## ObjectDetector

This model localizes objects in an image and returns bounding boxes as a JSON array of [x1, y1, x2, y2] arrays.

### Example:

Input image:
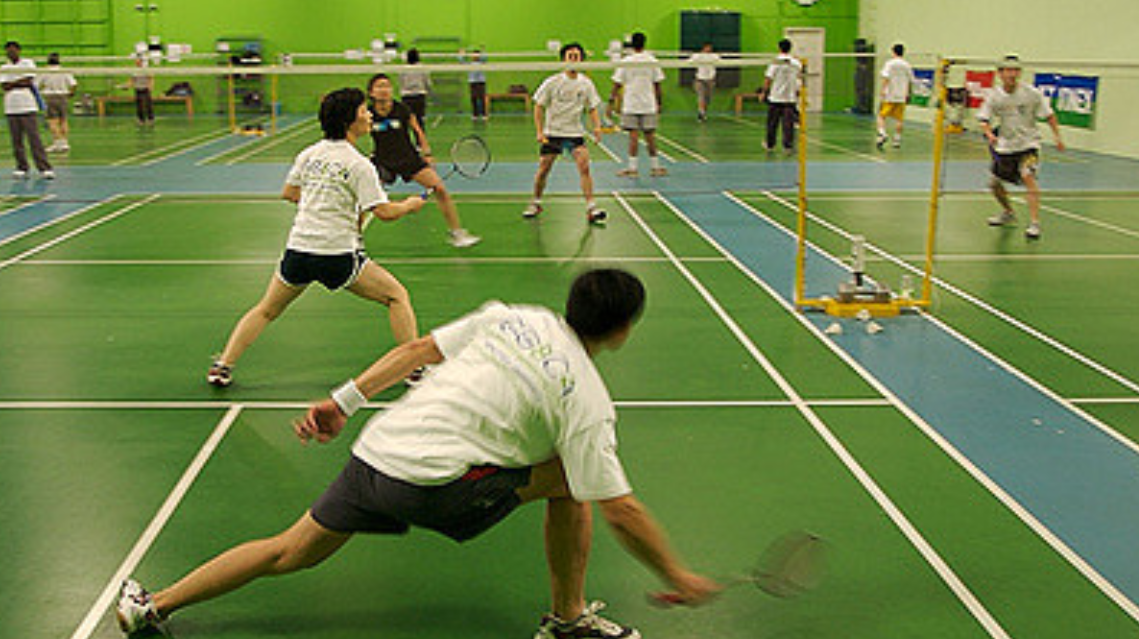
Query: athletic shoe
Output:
[[42, 170, 56, 180], [875, 132, 887, 150], [534, 601, 640, 639], [891, 139, 901, 149], [650, 167, 668, 177], [47, 141, 62, 153], [587, 206, 607, 226], [12, 170, 27, 179], [1025, 222, 1042, 239], [987, 210, 1016, 226], [697, 112, 707, 122], [207, 360, 233, 387], [522, 202, 544, 219], [616, 167, 638, 177], [448, 228, 481, 248], [60, 141, 70, 152], [116, 579, 162, 635]]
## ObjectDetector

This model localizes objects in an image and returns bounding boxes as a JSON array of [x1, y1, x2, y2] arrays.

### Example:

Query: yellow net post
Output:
[[270, 72, 279, 135], [920, 58, 951, 305], [226, 69, 237, 132], [794, 59, 810, 307]]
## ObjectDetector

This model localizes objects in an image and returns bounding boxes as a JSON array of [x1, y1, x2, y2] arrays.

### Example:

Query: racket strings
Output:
[[450, 136, 491, 178]]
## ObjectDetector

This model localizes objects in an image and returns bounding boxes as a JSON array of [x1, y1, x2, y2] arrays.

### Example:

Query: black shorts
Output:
[[990, 148, 1039, 185], [540, 136, 586, 156], [277, 249, 367, 290], [311, 456, 533, 542], [373, 155, 429, 184]]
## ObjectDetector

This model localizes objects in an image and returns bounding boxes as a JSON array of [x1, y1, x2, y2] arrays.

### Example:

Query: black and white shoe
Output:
[[534, 601, 639, 639], [116, 579, 162, 635], [207, 360, 233, 387]]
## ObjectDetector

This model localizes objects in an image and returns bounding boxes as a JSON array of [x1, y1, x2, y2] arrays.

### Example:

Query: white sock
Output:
[[628, 157, 638, 170], [877, 127, 886, 137], [651, 155, 662, 169], [586, 199, 596, 210]]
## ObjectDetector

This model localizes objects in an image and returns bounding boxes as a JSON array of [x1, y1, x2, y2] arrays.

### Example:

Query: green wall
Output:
[[106, 0, 859, 114]]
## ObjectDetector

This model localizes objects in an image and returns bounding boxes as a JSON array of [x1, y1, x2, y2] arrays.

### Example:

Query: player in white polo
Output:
[[759, 39, 803, 152], [524, 42, 606, 225], [610, 32, 667, 177], [977, 55, 1065, 240], [689, 43, 720, 122], [1, 41, 53, 179], [118, 269, 720, 639], [37, 52, 76, 153], [206, 88, 426, 387], [876, 43, 916, 149]]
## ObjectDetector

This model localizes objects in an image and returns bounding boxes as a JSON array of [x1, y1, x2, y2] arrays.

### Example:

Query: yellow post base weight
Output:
[[799, 297, 928, 318]]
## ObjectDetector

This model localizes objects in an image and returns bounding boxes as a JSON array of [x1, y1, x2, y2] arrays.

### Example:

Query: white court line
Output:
[[111, 126, 234, 167], [68, 405, 243, 639], [1029, 199, 1139, 241], [594, 138, 622, 162], [897, 253, 1139, 262], [665, 187, 1139, 624], [0, 194, 121, 250], [194, 118, 312, 166], [17, 256, 726, 267], [655, 133, 710, 163], [722, 114, 887, 164], [616, 190, 1013, 639], [1070, 397, 1139, 405], [138, 127, 243, 167], [222, 120, 316, 166], [0, 194, 55, 219], [0, 195, 160, 272], [759, 190, 1139, 398], [610, 129, 677, 163], [0, 398, 891, 410]]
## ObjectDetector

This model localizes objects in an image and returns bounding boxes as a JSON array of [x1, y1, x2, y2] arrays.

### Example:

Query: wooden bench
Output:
[[734, 92, 764, 116], [96, 94, 194, 119], [485, 92, 531, 115]]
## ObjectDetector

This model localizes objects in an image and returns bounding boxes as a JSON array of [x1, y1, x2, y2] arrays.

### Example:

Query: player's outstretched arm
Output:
[[598, 494, 722, 606], [409, 114, 432, 158], [588, 108, 602, 143], [534, 104, 547, 143], [1047, 114, 1065, 151], [371, 195, 426, 221]]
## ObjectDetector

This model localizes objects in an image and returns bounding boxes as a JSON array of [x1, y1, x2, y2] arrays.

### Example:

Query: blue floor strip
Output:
[[664, 190, 1139, 610]]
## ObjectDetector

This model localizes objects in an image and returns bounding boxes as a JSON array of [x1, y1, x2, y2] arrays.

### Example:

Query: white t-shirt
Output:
[[765, 54, 802, 104], [353, 302, 633, 502], [283, 139, 388, 254], [689, 52, 720, 82], [37, 68, 77, 96], [533, 72, 602, 138], [612, 51, 665, 115], [976, 83, 1054, 154], [1, 58, 38, 114], [400, 70, 430, 97], [880, 57, 915, 104]]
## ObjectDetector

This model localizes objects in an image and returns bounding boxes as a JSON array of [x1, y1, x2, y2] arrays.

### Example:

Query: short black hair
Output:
[[4, 41, 19, 50], [406, 48, 420, 64], [47, 52, 60, 65], [630, 32, 647, 50], [778, 39, 792, 53], [892, 43, 905, 56], [566, 269, 646, 340], [367, 72, 390, 93], [319, 88, 366, 140], [560, 42, 586, 61]]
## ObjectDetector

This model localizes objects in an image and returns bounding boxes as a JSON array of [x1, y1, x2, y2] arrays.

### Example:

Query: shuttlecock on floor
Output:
[[866, 321, 884, 335], [824, 322, 843, 335]]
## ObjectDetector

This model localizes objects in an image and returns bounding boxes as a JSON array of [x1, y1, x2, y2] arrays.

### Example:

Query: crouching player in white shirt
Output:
[[120, 269, 720, 639]]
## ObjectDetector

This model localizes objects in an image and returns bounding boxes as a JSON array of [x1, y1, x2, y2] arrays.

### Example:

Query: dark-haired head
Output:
[[560, 42, 586, 61], [320, 88, 367, 140], [566, 269, 646, 345], [892, 43, 905, 56], [778, 39, 792, 54], [407, 48, 420, 64], [48, 52, 61, 65], [630, 32, 647, 50]]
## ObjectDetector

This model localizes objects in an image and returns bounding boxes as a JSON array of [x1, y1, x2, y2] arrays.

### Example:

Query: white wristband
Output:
[[331, 379, 367, 417]]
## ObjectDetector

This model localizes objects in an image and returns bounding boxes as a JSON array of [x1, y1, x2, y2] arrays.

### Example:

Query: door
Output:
[[783, 27, 825, 112]]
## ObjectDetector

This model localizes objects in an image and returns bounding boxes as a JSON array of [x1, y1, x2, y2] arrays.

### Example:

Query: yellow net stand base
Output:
[[799, 297, 929, 318]]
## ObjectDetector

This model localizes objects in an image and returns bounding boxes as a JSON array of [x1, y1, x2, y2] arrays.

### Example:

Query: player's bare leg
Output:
[[347, 261, 418, 344]]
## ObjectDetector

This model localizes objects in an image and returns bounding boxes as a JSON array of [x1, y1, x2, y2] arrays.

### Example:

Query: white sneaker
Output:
[[587, 206, 607, 226], [891, 138, 902, 148], [12, 170, 27, 180], [522, 202, 544, 219], [650, 166, 668, 177], [616, 167, 638, 177], [116, 579, 162, 635], [987, 210, 1016, 226], [875, 132, 887, 150], [447, 228, 481, 248], [534, 601, 640, 639], [42, 170, 56, 180], [1025, 222, 1041, 239]]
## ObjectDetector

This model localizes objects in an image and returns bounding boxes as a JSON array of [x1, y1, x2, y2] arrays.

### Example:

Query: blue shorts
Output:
[[310, 456, 533, 542], [277, 249, 367, 290]]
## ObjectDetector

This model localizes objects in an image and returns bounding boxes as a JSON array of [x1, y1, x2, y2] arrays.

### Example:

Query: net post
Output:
[[921, 57, 950, 304], [270, 71, 279, 135], [227, 67, 237, 133], [794, 58, 809, 307]]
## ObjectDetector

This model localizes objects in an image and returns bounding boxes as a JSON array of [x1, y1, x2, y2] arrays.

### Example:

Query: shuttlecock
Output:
[[855, 309, 872, 322], [824, 322, 843, 335], [866, 321, 884, 335]]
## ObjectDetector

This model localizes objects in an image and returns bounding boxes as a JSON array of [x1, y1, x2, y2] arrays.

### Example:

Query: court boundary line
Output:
[[594, 138, 622, 162], [193, 118, 313, 166], [758, 190, 1139, 397], [897, 253, 1139, 262], [111, 125, 235, 167], [15, 256, 728, 267], [0, 195, 161, 272], [68, 405, 243, 639], [721, 114, 888, 164], [1028, 198, 1139, 241], [713, 190, 1139, 620], [615, 190, 1013, 639], [0, 194, 56, 219], [0, 398, 892, 410], [655, 133, 710, 163], [1070, 397, 1139, 405], [0, 194, 122, 249], [220, 119, 318, 166]]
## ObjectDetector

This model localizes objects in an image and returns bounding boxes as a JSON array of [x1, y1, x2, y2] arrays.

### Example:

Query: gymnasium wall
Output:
[[861, 0, 1139, 158], [106, 0, 859, 113]]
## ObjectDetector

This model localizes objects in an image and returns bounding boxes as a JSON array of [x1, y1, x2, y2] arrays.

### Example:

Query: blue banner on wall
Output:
[[1034, 73, 1098, 129], [910, 68, 935, 106]]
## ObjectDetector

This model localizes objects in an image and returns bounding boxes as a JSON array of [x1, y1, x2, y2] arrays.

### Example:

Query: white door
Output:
[[784, 27, 825, 112]]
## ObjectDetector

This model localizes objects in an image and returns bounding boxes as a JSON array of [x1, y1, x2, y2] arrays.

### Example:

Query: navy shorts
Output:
[[277, 249, 367, 290], [990, 148, 1039, 185], [373, 155, 430, 184], [310, 456, 533, 542], [540, 136, 586, 156]]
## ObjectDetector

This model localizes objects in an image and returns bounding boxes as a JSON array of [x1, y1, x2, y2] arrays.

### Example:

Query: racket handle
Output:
[[421, 187, 436, 200], [646, 592, 686, 608]]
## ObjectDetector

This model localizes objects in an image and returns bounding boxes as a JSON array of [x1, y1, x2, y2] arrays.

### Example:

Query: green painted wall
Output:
[[106, 0, 859, 114], [862, 0, 1139, 158]]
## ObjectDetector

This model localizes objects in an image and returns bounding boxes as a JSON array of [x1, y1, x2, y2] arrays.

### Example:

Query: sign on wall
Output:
[[1034, 73, 1099, 129], [910, 68, 934, 106], [965, 70, 994, 108]]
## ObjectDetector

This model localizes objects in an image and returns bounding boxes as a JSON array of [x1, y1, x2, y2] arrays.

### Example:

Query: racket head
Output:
[[750, 530, 829, 598], [449, 134, 491, 178]]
